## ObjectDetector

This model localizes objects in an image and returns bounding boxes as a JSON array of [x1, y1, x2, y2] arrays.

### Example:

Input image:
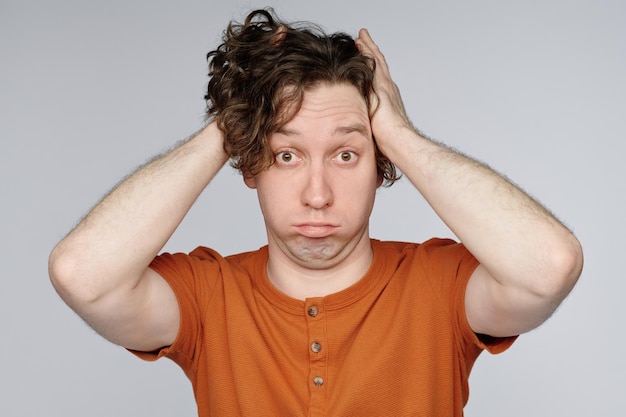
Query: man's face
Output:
[[244, 83, 381, 272]]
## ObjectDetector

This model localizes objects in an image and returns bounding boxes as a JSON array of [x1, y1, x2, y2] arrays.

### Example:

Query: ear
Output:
[[243, 175, 257, 189], [376, 174, 384, 188]]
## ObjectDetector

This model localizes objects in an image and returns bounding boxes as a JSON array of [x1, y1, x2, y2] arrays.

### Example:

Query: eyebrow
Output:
[[335, 124, 371, 139], [277, 123, 371, 139]]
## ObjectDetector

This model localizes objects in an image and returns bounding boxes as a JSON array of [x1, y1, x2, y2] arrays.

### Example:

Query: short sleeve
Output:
[[419, 239, 517, 357], [128, 247, 223, 376]]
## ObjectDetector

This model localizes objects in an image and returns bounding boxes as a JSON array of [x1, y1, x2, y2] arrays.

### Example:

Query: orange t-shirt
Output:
[[133, 238, 515, 416]]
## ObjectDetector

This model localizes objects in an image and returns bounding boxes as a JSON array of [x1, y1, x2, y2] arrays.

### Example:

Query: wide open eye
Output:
[[338, 151, 356, 162], [276, 151, 297, 164]]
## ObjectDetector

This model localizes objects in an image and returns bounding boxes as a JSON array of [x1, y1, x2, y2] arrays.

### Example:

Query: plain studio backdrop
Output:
[[1, 0, 624, 416]]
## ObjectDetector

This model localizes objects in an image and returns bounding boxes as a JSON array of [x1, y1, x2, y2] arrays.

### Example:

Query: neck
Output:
[[266, 237, 374, 300]]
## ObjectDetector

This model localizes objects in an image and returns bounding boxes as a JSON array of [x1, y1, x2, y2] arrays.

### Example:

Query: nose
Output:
[[301, 161, 333, 209]]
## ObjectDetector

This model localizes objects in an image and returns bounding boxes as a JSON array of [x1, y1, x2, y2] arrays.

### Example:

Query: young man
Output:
[[49, 9, 583, 416]]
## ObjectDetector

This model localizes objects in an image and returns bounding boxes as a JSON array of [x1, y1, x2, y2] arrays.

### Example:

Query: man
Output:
[[49, 9, 583, 416]]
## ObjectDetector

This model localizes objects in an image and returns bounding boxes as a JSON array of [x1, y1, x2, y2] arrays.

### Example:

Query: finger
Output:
[[355, 28, 375, 55], [356, 29, 382, 59], [356, 29, 391, 77], [271, 26, 287, 46]]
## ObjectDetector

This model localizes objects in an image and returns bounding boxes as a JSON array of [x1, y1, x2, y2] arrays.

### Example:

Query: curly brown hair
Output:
[[205, 8, 399, 186]]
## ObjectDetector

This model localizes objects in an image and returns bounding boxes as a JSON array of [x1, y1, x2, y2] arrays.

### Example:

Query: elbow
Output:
[[538, 234, 584, 302], [48, 243, 101, 306], [48, 243, 78, 301]]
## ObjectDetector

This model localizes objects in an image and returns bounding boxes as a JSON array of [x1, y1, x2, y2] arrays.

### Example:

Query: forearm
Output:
[[49, 122, 228, 302], [382, 126, 582, 295]]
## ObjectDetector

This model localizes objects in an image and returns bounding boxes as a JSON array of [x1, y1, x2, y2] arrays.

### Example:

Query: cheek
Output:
[[255, 181, 296, 215], [348, 163, 380, 194], [338, 177, 378, 209]]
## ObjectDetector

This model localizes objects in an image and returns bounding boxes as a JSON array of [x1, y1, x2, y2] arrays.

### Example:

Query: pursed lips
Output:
[[293, 223, 338, 238]]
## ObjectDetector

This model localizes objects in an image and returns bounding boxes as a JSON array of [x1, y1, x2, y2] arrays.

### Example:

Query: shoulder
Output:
[[371, 238, 478, 289], [153, 245, 268, 268], [372, 238, 470, 259]]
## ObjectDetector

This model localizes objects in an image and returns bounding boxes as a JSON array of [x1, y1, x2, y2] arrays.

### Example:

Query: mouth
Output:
[[293, 223, 338, 238]]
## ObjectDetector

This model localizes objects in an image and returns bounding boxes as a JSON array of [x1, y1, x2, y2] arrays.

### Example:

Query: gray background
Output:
[[1, 0, 624, 415]]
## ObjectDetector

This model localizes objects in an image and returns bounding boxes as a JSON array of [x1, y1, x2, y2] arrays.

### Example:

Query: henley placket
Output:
[[305, 298, 327, 417]]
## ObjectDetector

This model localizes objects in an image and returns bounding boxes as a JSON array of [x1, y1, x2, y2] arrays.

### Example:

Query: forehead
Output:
[[282, 83, 370, 130]]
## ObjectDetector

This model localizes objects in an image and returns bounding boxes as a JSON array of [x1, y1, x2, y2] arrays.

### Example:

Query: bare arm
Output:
[[49, 122, 228, 351], [356, 29, 583, 337]]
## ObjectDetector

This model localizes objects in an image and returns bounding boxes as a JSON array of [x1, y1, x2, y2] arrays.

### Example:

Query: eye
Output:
[[337, 151, 356, 163], [276, 151, 297, 164]]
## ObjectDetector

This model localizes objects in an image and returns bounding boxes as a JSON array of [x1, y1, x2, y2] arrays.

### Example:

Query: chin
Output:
[[288, 240, 344, 267]]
